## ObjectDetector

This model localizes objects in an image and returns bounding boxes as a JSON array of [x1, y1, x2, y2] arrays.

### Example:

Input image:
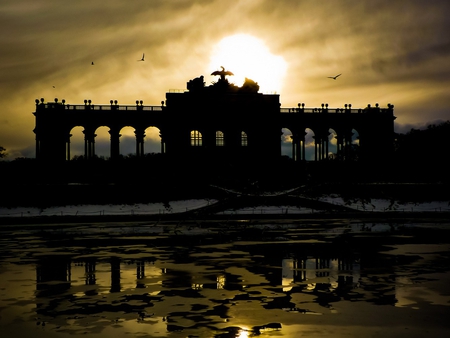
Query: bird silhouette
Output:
[[138, 53, 145, 61], [91, 61, 94, 65], [328, 74, 341, 80]]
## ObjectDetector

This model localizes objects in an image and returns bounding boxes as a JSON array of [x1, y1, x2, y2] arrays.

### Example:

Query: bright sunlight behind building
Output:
[[208, 34, 287, 94]]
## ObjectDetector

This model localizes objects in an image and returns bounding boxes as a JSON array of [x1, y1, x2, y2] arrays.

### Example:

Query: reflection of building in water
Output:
[[136, 260, 145, 289], [191, 283, 203, 290], [136, 260, 145, 279], [282, 258, 306, 291], [85, 260, 96, 285], [110, 257, 121, 293], [217, 275, 226, 289], [282, 256, 361, 292], [36, 257, 71, 297], [190, 275, 226, 290], [84, 259, 98, 296], [34, 257, 178, 296]]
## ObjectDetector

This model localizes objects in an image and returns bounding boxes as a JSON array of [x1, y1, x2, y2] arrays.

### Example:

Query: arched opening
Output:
[[119, 126, 136, 157], [352, 128, 360, 145], [281, 128, 293, 158], [304, 128, 315, 161], [68, 126, 84, 160], [190, 130, 202, 146], [328, 128, 338, 160], [144, 126, 162, 154], [94, 126, 110, 159], [349, 128, 360, 161], [216, 131, 224, 146]]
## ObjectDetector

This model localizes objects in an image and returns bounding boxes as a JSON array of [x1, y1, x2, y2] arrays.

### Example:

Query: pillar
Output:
[[83, 128, 96, 159], [109, 128, 121, 159], [344, 130, 353, 161], [336, 134, 344, 161], [135, 129, 146, 157], [66, 133, 72, 161], [300, 131, 306, 161], [291, 134, 297, 161]]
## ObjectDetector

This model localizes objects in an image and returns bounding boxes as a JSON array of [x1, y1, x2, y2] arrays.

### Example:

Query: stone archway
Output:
[[281, 128, 293, 159]]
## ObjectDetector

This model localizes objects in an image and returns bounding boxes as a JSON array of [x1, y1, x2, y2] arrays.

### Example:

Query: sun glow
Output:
[[208, 34, 287, 93]]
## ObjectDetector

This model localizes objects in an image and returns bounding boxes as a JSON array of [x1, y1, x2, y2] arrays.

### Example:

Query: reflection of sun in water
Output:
[[208, 34, 287, 93], [236, 329, 250, 338]]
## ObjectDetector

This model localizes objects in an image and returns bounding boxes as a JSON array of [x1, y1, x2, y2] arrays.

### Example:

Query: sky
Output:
[[1, 0, 450, 159]]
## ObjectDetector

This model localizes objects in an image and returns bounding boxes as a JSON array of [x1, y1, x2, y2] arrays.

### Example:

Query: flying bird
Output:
[[138, 53, 145, 61], [328, 74, 341, 80]]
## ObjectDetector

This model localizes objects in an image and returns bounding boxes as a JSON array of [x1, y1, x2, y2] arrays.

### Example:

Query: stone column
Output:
[[344, 130, 354, 161], [300, 131, 306, 161], [83, 128, 96, 159], [135, 128, 146, 157], [314, 135, 319, 161], [291, 134, 297, 161], [109, 128, 121, 159], [336, 134, 344, 161], [66, 133, 72, 161]]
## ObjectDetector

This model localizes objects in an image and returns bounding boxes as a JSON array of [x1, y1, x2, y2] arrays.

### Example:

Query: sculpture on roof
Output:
[[211, 66, 234, 82], [186, 66, 259, 93], [240, 77, 260, 93], [187, 75, 205, 92]]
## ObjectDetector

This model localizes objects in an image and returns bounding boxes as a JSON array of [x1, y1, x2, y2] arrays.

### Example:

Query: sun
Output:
[[208, 34, 287, 94]]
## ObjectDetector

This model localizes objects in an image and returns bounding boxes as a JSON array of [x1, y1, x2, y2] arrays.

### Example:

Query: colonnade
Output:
[[288, 128, 357, 161], [33, 100, 395, 162], [64, 127, 163, 160], [67, 126, 359, 161]]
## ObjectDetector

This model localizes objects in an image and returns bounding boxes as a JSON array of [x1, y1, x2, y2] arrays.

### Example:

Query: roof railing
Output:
[[280, 103, 394, 114], [35, 98, 164, 112]]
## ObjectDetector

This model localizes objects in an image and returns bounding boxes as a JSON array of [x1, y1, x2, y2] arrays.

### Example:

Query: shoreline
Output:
[[2, 182, 449, 226], [1, 210, 449, 227]]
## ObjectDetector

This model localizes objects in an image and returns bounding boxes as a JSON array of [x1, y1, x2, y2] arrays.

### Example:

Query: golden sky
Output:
[[1, 0, 449, 158]]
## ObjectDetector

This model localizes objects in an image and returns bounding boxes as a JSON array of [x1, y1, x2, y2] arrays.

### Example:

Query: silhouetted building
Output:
[[164, 74, 280, 163], [33, 71, 395, 163]]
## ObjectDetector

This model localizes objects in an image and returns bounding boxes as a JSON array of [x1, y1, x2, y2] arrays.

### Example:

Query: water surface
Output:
[[1, 219, 450, 337]]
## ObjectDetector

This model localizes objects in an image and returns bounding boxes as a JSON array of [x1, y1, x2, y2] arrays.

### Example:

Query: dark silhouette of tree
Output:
[[0, 146, 6, 158], [393, 120, 450, 182], [395, 121, 450, 162]]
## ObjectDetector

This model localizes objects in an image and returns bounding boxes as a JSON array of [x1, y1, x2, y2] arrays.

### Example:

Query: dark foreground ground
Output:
[[2, 157, 449, 208], [3, 180, 449, 206]]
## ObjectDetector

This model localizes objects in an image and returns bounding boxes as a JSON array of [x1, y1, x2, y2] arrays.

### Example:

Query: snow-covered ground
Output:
[[317, 195, 449, 213], [0, 199, 214, 217], [219, 198, 449, 215], [0, 196, 448, 218]]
